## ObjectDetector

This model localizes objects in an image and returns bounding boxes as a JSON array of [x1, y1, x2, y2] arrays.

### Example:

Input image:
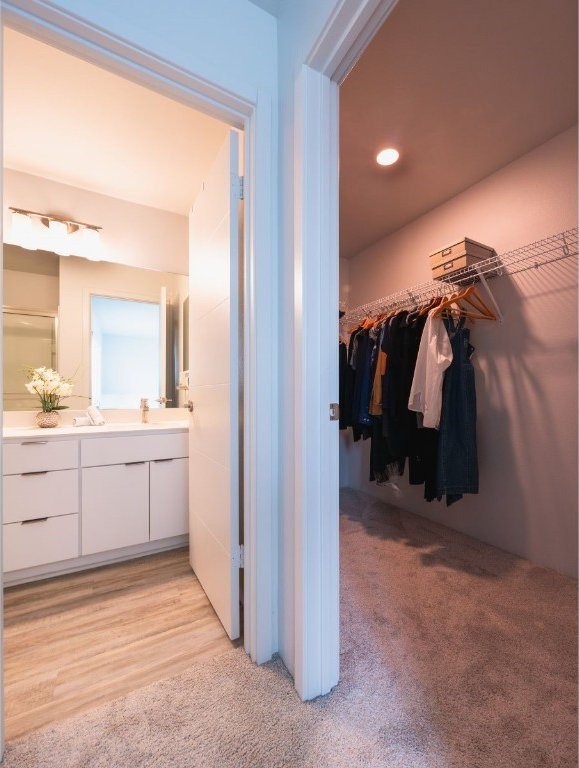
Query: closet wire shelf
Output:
[[340, 228, 578, 328]]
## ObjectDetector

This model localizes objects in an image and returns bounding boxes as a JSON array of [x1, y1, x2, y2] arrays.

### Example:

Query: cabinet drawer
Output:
[[3, 469, 79, 524], [82, 463, 150, 555], [3, 440, 78, 476], [3, 514, 79, 572], [81, 433, 188, 467]]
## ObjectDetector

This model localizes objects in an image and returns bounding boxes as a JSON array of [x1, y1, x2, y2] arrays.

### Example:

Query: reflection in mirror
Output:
[[91, 295, 161, 409], [2, 244, 188, 411], [3, 310, 57, 410]]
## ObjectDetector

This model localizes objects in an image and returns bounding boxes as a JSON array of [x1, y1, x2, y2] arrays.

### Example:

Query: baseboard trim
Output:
[[4, 535, 189, 587]]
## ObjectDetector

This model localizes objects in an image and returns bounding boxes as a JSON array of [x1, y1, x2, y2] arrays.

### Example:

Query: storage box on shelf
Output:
[[429, 238, 496, 280]]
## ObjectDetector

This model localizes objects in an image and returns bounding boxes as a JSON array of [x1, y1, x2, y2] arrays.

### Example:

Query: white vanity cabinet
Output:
[[2, 426, 189, 581], [2, 440, 80, 572], [82, 462, 150, 555], [80, 432, 188, 556], [150, 458, 189, 540]]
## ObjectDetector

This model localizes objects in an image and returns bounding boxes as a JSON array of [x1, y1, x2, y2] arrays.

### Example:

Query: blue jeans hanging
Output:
[[436, 317, 478, 505]]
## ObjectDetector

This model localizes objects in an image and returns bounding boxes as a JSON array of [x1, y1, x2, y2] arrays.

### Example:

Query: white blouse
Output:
[[408, 311, 453, 429]]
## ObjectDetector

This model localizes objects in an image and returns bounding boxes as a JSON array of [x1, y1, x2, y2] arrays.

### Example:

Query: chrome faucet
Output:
[[140, 398, 149, 424]]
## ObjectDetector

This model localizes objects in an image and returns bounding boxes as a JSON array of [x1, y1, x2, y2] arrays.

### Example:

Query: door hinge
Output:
[[233, 544, 245, 569], [329, 403, 340, 421], [238, 175, 245, 200]]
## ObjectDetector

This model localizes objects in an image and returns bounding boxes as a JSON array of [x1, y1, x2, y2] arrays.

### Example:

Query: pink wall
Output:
[[341, 125, 578, 576]]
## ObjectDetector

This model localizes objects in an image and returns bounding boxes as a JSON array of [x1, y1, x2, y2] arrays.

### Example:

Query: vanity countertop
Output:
[[3, 420, 189, 441]]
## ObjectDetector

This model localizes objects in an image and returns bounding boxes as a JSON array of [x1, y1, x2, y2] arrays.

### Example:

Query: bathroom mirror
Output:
[[2, 244, 189, 411]]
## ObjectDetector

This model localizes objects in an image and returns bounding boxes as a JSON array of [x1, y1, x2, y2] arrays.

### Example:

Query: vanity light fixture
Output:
[[10, 210, 37, 251], [80, 226, 102, 261], [48, 218, 70, 256], [9, 207, 103, 260], [376, 147, 400, 166]]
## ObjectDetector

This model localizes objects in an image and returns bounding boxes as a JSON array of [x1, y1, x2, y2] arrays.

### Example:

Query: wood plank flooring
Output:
[[4, 548, 236, 740]]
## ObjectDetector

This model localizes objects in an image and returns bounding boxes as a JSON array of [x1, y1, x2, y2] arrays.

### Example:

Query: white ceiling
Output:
[[340, 0, 578, 258], [3, 28, 230, 215]]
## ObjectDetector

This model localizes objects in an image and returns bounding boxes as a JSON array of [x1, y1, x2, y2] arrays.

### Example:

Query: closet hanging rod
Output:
[[340, 228, 578, 327]]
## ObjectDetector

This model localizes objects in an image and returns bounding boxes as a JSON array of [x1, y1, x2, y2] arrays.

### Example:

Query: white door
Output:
[[188, 131, 242, 640]]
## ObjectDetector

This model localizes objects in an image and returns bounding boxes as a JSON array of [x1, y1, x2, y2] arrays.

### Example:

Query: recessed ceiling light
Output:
[[376, 148, 400, 166]]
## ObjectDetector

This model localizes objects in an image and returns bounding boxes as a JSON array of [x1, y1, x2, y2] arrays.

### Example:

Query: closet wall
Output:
[[340, 125, 578, 577]]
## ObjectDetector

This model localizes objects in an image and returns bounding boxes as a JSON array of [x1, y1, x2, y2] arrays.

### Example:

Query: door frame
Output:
[[292, 0, 400, 699], [0, 0, 278, 750]]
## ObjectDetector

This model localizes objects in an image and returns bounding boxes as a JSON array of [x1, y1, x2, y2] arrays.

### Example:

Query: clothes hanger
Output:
[[455, 285, 497, 320], [433, 287, 476, 320], [461, 286, 496, 318], [432, 289, 462, 317], [434, 285, 496, 321], [348, 315, 371, 333], [405, 297, 426, 323], [418, 295, 441, 316]]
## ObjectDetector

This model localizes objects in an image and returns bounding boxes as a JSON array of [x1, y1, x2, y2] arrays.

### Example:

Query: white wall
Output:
[[34, 0, 277, 105], [339, 256, 350, 308], [4, 169, 188, 275], [3, 269, 58, 312], [342, 126, 578, 576]]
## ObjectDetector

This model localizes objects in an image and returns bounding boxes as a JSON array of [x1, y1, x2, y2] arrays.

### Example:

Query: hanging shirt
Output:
[[369, 323, 387, 416], [408, 311, 453, 429]]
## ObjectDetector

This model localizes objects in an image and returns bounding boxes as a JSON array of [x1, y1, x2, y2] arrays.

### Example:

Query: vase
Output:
[[36, 410, 60, 429]]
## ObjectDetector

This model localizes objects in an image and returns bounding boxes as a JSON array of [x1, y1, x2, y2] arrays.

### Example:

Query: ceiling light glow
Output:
[[376, 148, 400, 166]]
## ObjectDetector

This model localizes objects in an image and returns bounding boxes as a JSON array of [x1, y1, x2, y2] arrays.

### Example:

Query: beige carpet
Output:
[[5, 489, 577, 767]]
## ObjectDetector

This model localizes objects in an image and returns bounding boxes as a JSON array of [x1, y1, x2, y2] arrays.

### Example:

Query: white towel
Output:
[[87, 406, 106, 426], [73, 416, 92, 427]]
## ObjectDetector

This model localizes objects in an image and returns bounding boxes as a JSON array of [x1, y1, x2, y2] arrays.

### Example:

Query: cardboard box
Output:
[[430, 238, 495, 280]]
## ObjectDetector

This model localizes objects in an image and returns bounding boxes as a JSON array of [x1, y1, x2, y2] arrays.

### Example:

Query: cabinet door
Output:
[[82, 463, 149, 555], [150, 458, 189, 540]]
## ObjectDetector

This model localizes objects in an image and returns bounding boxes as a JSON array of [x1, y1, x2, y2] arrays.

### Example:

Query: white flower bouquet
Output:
[[25, 367, 74, 412]]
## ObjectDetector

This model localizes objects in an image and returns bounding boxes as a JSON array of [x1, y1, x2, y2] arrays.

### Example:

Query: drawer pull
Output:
[[124, 461, 146, 466], [21, 471, 49, 477], [21, 441, 49, 446], [21, 517, 49, 525], [153, 458, 175, 463]]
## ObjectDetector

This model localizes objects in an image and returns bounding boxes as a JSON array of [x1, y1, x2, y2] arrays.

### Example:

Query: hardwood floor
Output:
[[4, 548, 236, 740]]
